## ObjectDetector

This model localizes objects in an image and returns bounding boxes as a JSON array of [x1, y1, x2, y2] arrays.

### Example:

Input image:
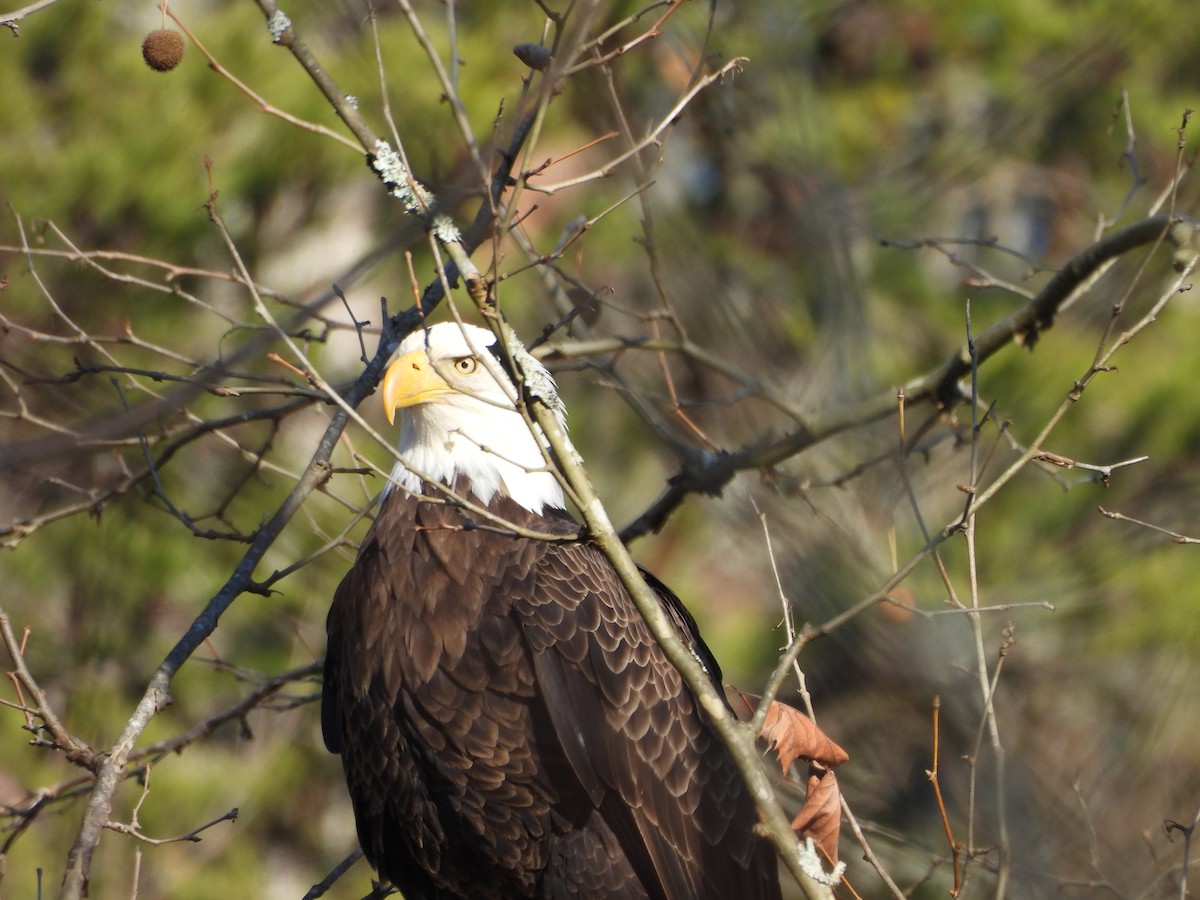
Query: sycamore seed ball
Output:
[[142, 29, 184, 72]]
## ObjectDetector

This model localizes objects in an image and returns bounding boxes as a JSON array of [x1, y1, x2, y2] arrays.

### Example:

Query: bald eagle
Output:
[[322, 322, 781, 899]]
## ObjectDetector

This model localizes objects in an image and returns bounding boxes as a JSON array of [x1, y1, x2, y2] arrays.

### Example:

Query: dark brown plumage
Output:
[[321, 323, 781, 899]]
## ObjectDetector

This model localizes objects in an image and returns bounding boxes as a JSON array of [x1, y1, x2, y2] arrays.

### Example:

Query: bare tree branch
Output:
[[620, 213, 1197, 541]]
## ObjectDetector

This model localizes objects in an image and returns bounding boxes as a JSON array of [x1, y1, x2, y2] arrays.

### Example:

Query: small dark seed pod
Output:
[[513, 43, 553, 72], [142, 29, 185, 72]]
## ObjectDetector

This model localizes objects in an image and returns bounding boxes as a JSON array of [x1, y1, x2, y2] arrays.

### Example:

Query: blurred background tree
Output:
[[1, 0, 1198, 897]]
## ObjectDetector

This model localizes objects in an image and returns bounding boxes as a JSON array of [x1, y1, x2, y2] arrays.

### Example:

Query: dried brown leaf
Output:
[[758, 699, 849, 773], [790, 764, 842, 863]]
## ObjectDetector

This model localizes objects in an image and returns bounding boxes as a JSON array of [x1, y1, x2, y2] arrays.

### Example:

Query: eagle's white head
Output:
[[381, 322, 567, 514]]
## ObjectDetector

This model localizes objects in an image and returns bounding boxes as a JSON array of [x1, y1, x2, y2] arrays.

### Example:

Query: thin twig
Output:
[[0, 0, 63, 35], [926, 696, 962, 895], [1097, 507, 1200, 544], [301, 849, 364, 900], [527, 58, 746, 195], [165, 7, 360, 152], [0, 612, 94, 769], [1164, 804, 1200, 900]]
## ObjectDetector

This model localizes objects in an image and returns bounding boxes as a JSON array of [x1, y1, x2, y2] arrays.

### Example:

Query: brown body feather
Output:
[[323, 478, 781, 900]]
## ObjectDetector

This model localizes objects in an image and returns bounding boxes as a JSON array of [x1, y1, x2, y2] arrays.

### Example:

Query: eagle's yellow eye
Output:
[[454, 356, 478, 375]]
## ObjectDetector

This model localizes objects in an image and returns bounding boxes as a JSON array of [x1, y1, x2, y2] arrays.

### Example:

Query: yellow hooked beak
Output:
[[381, 350, 454, 424]]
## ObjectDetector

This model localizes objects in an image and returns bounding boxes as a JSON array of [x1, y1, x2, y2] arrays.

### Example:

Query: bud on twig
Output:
[[514, 43, 553, 71]]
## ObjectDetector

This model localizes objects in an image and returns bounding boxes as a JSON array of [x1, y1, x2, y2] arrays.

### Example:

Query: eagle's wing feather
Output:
[[519, 541, 779, 900]]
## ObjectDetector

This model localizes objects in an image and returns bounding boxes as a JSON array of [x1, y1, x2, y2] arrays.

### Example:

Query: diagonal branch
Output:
[[621, 213, 1195, 541]]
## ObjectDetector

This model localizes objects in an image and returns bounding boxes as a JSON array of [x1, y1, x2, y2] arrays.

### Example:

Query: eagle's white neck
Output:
[[387, 400, 566, 515]]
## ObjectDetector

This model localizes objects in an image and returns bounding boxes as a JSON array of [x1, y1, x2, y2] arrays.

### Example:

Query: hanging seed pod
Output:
[[142, 29, 185, 72]]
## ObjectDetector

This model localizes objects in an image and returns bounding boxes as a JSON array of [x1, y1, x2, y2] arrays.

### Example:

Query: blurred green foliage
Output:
[[2, 0, 1199, 897]]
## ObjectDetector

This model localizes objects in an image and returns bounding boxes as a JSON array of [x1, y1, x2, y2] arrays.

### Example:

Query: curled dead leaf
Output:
[[757, 698, 849, 772], [791, 764, 842, 864]]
